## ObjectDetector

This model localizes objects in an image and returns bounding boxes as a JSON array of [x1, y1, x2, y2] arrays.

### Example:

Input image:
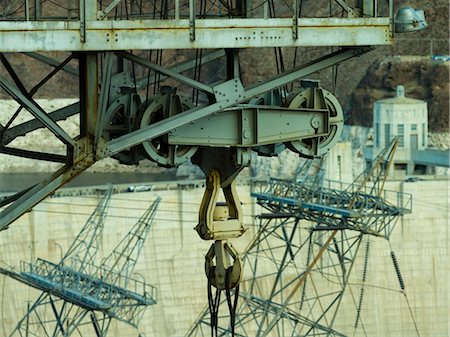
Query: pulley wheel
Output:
[[138, 93, 198, 167], [205, 241, 242, 290], [285, 87, 343, 157]]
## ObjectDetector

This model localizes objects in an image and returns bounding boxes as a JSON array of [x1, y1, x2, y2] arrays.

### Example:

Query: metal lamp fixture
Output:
[[395, 6, 428, 33]]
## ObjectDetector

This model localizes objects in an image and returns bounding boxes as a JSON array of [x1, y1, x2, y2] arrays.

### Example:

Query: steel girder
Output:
[[0, 18, 392, 53], [0, 1, 395, 233], [0, 47, 371, 231], [0, 0, 394, 53]]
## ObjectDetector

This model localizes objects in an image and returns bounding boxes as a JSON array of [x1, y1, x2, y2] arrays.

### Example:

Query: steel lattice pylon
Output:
[[186, 139, 413, 337], [0, 186, 160, 337]]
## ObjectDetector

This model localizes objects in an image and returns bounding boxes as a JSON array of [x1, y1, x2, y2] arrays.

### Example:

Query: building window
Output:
[[384, 124, 390, 146], [375, 123, 379, 147], [397, 124, 404, 148], [422, 123, 426, 147], [411, 124, 417, 132]]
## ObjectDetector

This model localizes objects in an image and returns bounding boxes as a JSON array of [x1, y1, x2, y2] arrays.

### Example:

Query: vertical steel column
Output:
[[263, 1, 269, 19], [246, 0, 252, 17], [25, 0, 30, 20], [175, 0, 180, 19], [236, 0, 247, 16], [225, 49, 240, 79], [189, 0, 195, 41], [85, 0, 97, 19], [357, 0, 374, 17], [389, 0, 394, 39], [80, 0, 97, 42], [67, 0, 72, 19], [35, 0, 41, 20], [80, 0, 86, 42], [292, 0, 298, 39], [79, 53, 99, 138]]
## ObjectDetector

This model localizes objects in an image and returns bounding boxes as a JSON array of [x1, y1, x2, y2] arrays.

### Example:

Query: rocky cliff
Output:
[[347, 56, 450, 132]]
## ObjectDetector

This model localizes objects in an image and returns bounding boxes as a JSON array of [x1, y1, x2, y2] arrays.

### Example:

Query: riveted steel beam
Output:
[[168, 105, 329, 147], [0, 18, 391, 52], [117, 52, 214, 94]]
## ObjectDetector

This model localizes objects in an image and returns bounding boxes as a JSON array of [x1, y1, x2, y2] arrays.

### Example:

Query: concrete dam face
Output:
[[0, 179, 448, 336]]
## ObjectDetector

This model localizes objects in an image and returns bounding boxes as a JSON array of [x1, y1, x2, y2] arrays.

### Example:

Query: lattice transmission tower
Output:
[[186, 139, 413, 336], [0, 187, 160, 337]]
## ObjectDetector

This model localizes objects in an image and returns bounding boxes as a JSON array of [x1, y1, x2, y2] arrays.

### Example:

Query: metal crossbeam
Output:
[[0, 18, 391, 52], [0, 74, 75, 147], [1, 102, 80, 145]]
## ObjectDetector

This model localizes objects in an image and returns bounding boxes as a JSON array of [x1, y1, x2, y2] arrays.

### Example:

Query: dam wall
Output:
[[0, 178, 448, 336]]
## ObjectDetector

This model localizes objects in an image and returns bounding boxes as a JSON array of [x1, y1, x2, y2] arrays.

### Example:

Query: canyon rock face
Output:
[[347, 57, 449, 132]]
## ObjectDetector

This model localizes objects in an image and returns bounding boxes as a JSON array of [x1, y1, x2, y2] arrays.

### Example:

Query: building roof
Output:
[[376, 85, 425, 105]]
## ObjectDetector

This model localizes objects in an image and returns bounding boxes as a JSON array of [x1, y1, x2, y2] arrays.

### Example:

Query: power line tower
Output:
[[0, 187, 160, 337], [186, 139, 413, 336]]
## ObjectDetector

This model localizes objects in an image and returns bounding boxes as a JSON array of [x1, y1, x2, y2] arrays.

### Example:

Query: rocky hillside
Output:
[[347, 56, 450, 132]]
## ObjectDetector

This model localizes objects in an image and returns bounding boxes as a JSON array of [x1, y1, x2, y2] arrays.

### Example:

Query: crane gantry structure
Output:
[[186, 139, 413, 336], [0, 0, 396, 230], [0, 0, 407, 332], [0, 187, 160, 337]]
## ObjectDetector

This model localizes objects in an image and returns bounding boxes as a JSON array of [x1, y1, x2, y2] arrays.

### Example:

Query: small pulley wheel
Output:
[[138, 92, 198, 167], [285, 87, 344, 157], [205, 241, 242, 291], [103, 93, 143, 164], [103, 93, 141, 140]]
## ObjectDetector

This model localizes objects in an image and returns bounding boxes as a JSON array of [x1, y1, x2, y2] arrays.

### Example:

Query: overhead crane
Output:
[[0, 0, 422, 333]]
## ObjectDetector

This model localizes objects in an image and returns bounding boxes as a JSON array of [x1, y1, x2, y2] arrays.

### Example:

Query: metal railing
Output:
[[0, 0, 392, 21], [19, 258, 157, 307], [253, 177, 412, 216]]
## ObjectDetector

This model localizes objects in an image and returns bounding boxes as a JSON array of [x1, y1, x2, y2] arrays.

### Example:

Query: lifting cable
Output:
[[207, 267, 240, 337], [225, 268, 240, 336]]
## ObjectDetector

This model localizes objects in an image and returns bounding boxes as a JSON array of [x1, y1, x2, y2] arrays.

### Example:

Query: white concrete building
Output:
[[371, 85, 429, 175]]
